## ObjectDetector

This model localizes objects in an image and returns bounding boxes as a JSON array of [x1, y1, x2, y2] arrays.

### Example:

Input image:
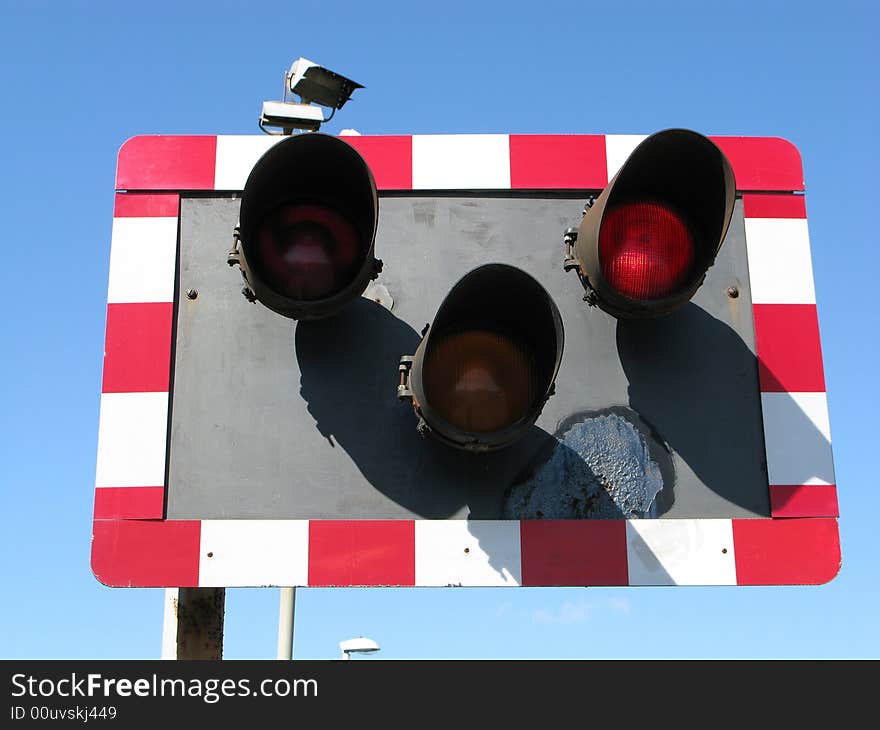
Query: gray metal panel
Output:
[[167, 196, 768, 520]]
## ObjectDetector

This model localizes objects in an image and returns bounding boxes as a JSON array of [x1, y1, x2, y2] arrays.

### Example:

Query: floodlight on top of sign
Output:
[[259, 58, 363, 134]]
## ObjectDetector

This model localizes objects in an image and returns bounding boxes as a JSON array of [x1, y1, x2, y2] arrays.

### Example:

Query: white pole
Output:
[[276, 587, 296, 659]]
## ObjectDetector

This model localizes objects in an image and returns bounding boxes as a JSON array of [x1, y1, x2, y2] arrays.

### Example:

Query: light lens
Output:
[[423, 330, 538, 433], [599, 201, 695, 300], [255, 203, 363, 300]]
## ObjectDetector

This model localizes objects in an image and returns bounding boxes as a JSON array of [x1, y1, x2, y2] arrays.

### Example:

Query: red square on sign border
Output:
[[102, 303, 175, 393], [520, 521, 628, 586], [308, 521, 416, 586], [92, 135, 838, 589]]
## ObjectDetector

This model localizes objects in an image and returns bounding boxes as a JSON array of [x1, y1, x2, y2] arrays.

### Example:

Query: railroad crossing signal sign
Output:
[[92, 131, 839, 588]]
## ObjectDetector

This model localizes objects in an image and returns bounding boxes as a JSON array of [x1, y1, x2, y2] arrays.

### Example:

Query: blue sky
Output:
[[1, 0, 877, 659]]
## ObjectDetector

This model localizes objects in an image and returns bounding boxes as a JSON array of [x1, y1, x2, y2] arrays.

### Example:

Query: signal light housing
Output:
[[229, 133, 381, 320], [565, 129, 735, 318], [398, 264, 564, 453]]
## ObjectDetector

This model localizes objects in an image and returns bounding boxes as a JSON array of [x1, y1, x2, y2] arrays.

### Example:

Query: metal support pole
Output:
[[276, 587, 296, 660], [161, 589, 178, 659], [161, 587, 225, 660]]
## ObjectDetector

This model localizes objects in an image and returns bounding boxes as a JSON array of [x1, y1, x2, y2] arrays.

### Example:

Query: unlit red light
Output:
[[256, 203, 362, 300], [423, 330, 537, 433], [599, 201, 696, 300]]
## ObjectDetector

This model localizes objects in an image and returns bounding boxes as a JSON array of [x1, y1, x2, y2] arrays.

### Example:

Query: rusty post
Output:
[[162, 588, 225, 660]]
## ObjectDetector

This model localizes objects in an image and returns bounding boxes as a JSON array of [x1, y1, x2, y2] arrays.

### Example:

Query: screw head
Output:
[[727, 286, 739, 299], [186, 288, 198, 300]]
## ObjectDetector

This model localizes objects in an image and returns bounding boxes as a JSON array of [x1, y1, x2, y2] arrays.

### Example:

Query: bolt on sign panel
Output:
[[92, 134, 839, 588]]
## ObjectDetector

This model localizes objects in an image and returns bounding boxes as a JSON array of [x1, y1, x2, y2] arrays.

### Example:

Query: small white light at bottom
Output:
[[339, 637, 380, 660]]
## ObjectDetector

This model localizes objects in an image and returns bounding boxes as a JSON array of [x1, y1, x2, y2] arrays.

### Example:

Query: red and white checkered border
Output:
[[93, 133, 840, 588]]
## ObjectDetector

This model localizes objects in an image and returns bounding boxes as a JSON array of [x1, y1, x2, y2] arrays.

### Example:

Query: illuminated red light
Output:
[[599, 201, 696, 300], [255, 203, 362, 300]]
